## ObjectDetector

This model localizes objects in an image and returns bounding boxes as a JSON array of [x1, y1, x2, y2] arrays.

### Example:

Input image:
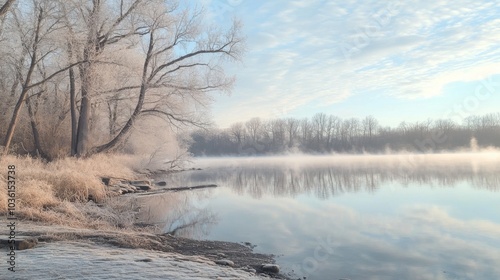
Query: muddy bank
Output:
[[162, 234, 283, 276]]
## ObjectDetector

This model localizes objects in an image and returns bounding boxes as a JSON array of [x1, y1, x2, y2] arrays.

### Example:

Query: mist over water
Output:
[[182, 152, 500, 197], [193, 151, 500, 168], [140, 153, 500, 280]]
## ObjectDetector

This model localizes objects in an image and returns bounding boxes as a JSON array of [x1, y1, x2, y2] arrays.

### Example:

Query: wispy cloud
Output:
[[209, 0, 500, 126], [213, 194, 500, 279]]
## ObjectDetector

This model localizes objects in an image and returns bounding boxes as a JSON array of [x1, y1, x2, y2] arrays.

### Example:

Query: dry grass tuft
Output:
[[45, 171, 107, 202], [18, 179, 59, 208], [49, 154, 136, 179], [0, 154, 141, 229]]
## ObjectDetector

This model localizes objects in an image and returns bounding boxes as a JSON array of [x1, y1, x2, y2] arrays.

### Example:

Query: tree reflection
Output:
[[179, 158, 500, 199]]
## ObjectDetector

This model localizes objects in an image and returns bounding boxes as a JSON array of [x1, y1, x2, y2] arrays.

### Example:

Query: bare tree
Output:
[[1, 0, 243, 159], [187, 113, 500, 155], [362, 115, 378, 139], [245, 117, 262, 143], [92, 3, 243, 154], [312, 112, 327, 149], [2, 1, 81, 156], [285, 118, 299, 148], [325, 115, 340, 150], [299, 118, 312, 149], [70, 0, 143, 157], [269, 119, 286, 149], [229, 122, 245, 144]]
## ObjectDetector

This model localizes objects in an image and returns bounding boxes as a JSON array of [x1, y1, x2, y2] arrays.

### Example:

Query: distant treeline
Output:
[[188, 113, 500, 155]]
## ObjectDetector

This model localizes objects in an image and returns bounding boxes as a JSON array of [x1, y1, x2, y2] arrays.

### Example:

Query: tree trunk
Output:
[[76, 83, 91, 157], [69, 66, 77, 156], [107, 99, 118, 136], [25, 97, 48, 160], [2, 7, 42, 156], [3, 86, 29, 155], [75, 1, 100, 157]]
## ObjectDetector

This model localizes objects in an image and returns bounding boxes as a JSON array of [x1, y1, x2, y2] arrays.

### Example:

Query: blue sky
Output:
[[201, 0, 500, 128]]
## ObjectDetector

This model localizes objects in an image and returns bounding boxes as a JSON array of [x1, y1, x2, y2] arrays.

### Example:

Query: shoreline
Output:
[[3, 221, 290, 279], [2, 176, 292, 280], [0, 155, 292, 279]]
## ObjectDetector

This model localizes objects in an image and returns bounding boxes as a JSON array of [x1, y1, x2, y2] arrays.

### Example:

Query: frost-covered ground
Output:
[[1, 241, 269, 280]]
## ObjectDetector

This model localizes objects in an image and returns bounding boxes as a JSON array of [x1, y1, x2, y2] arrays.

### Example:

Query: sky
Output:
[[201, 0, 500, 128]]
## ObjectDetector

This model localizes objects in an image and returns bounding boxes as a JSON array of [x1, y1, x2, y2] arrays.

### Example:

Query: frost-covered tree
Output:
[[93, 1, 243, 154], [0, 0, 244, 159]]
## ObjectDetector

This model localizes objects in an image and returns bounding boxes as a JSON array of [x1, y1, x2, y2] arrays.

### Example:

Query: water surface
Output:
[[139, 153, 500, 280]]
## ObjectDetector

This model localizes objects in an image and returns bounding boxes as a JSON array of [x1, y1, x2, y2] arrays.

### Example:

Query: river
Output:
[[139, 153, 500, 280]]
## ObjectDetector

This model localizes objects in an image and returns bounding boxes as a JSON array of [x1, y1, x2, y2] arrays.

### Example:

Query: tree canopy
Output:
[[0, 0, 243, 159]]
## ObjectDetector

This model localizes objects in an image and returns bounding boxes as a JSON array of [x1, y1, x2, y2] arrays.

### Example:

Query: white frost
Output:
[[1, 241, 268, 279]]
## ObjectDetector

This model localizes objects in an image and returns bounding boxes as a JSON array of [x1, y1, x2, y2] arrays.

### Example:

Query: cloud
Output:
[[209, 0, 500, 126], [210, 194, 500, 279]]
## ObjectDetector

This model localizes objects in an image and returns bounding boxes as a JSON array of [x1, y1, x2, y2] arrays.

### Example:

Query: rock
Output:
[[217, 252, 227, 258], [215, 259, 235, 267], [127, 185, 138, 192], [107, 180, 155, 195], [101, 177, 111, 185], [155, 181, 167, 187], [0, 236, 38, 250], [114, 183, 138, 194], [101, 177, 129, 186], [123, 183, 136, 190], [119, 187, 131, 194], [243, 241, 257, 249], [129, 180, 151, 186], [108, 183, 130, 194], [242, 267, 257, 273], [135, 258, 153, 262], [261, 264, 280, 274], [135, 185, 152, 191], [18, 238, 38, 250]]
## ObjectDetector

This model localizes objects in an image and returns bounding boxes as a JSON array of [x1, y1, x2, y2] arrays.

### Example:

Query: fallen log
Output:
[[135, 184, 217, 196], [168, 184, 217, 192]]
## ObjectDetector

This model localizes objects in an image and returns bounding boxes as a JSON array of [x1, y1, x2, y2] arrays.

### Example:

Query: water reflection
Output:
[[141, 154, 500, 280], [135, 190, 218, 238], [170, 156, 500, 199]]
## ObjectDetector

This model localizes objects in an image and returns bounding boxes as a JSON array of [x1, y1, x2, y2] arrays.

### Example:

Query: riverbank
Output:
[[0, 155, 291, 279], [1, 221, 289, 279]]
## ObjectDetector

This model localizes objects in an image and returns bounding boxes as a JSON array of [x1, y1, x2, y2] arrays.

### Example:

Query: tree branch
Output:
[[0, 0, 15, 18], [149, 40, 239, 81], [140, 109, 209, 128], [27, 60, 87, 90], [97, 0, 141, 47], [154, 63, 209, 84]]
